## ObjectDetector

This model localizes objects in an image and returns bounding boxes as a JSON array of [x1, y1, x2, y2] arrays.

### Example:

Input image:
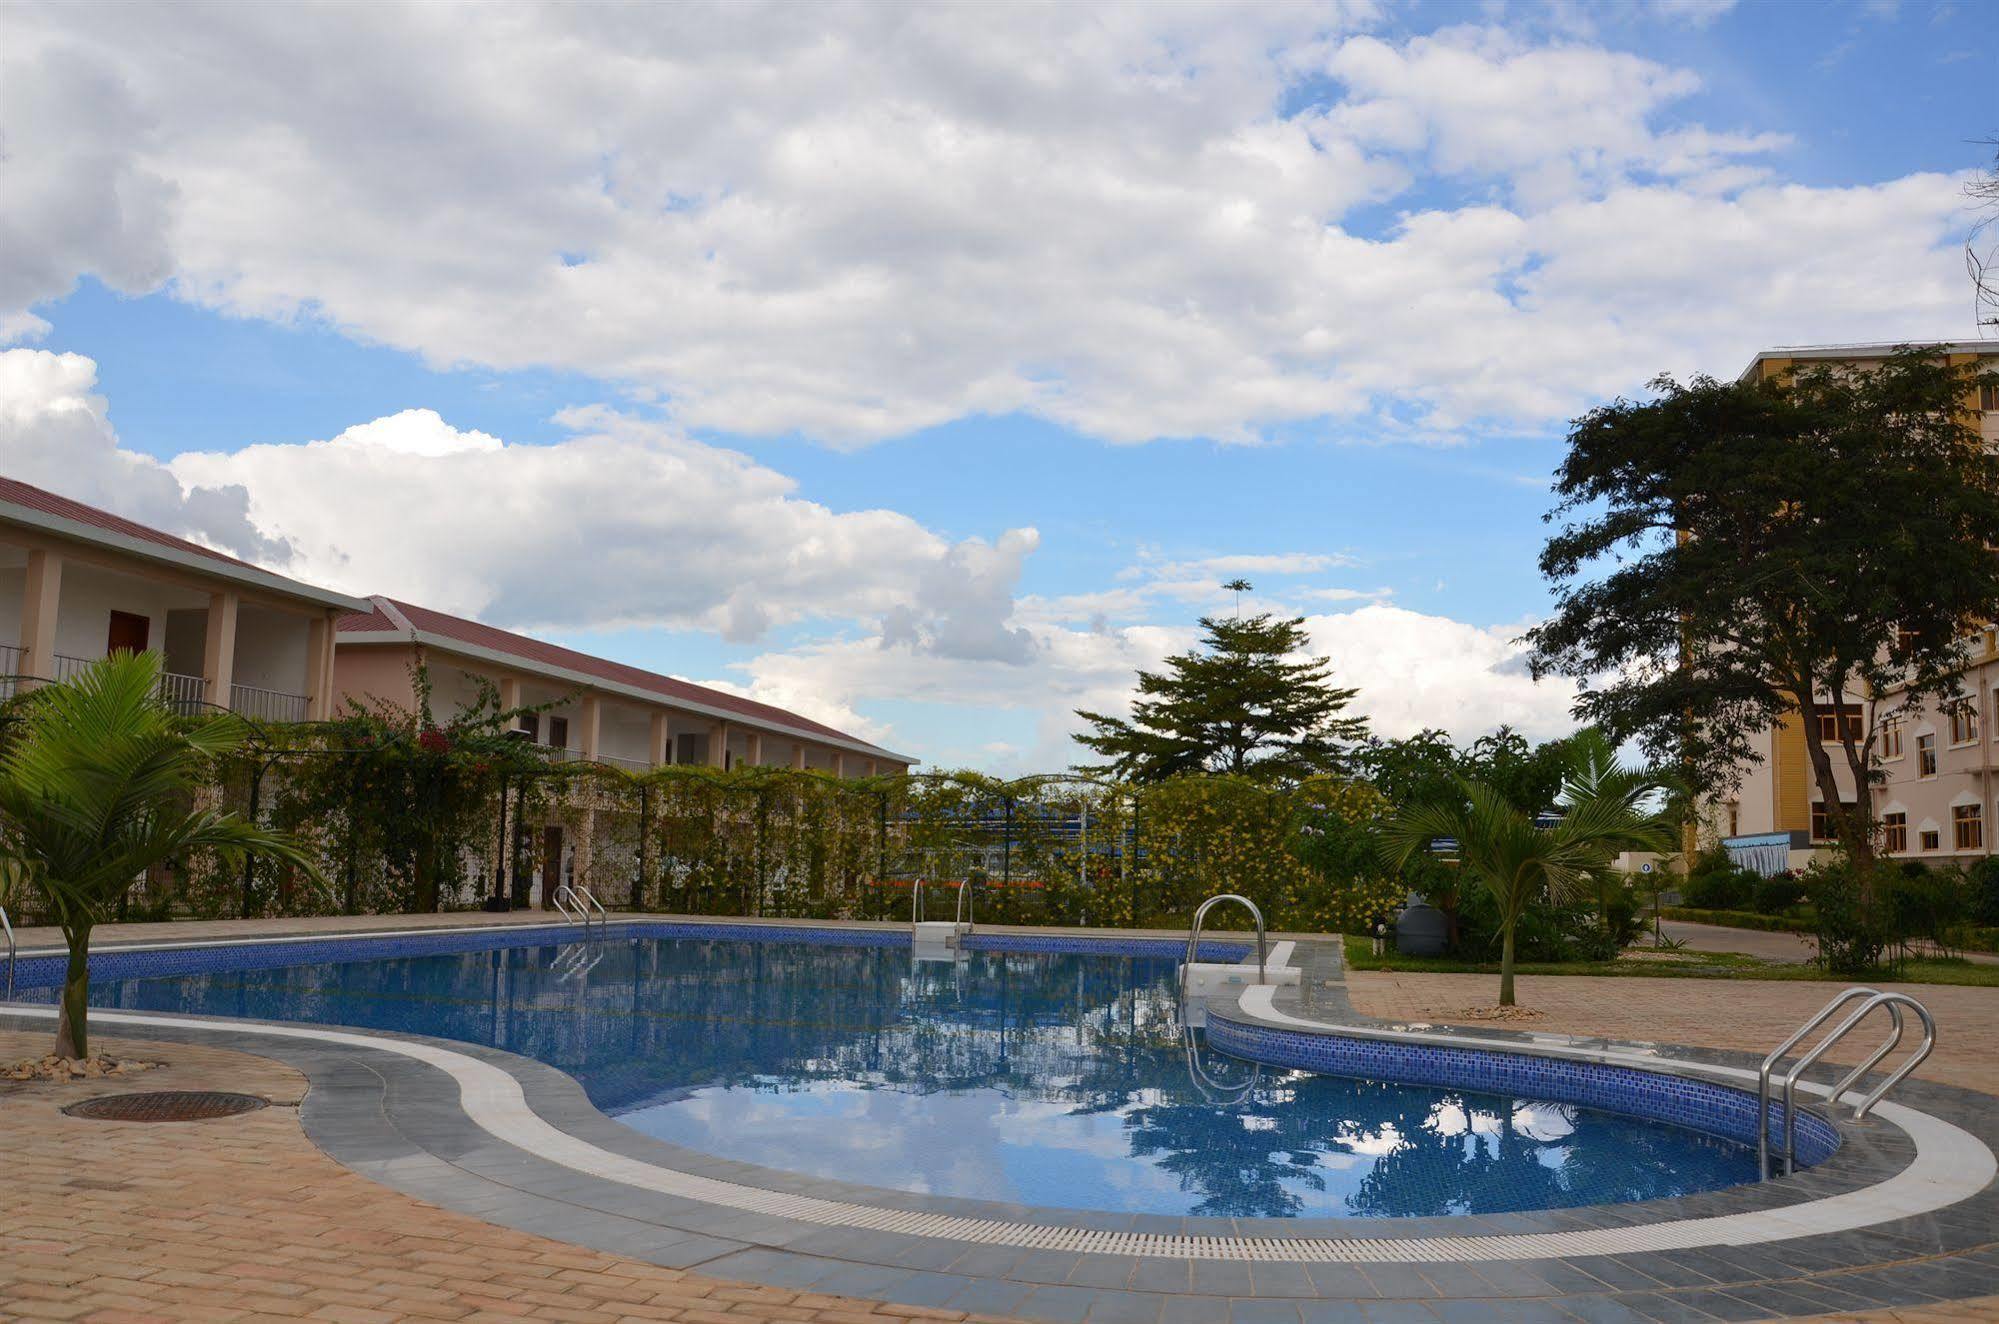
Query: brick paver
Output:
[[0, 1030, 1003, 1324], [1347, 970, 1999, 1094]]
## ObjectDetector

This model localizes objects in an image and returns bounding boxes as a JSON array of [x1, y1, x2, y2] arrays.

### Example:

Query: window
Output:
[[1728, 803, 1740, 838], [1816, 707, 1863, 742], [517, 713, 540, 741], [1811, 801, 1856, 843], [1918, 732, 1938, 776], [1982, 382, 1999, 412], [1950, 702, 1980, 746], [1880, 725, 1904, 760], [1956, 804, 1985, 850], [1921, 827, 1941, 851], [1883, 812, 1908, 852], [548, 715, 570, 750]]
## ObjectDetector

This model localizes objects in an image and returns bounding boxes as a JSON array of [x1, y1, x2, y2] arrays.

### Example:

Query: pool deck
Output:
[[3, 914, 1998, 1322]]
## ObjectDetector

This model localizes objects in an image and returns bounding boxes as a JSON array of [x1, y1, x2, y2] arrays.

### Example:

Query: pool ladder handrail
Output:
[[1, 904, 14, 1001], [1757, 987, 1935, 1177], [554, 883, 607, 934], [955, 874, 976, 932], [910, 878, 925, 926], [1182, 894, 1267, 994]]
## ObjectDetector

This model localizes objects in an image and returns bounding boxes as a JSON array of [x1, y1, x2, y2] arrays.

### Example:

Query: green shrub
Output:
[[1752, 873, 1805, 915], [1683, 862, 1756, 911], [1969, 857, 1999, 928], [1807, 857, 1894, 975]]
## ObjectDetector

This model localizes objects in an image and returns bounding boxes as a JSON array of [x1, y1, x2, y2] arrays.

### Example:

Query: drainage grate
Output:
[[63, 1090, 268, 1123]]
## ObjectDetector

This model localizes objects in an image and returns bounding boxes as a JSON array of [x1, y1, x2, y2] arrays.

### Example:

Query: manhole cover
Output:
[[62, 1091, 268, 1122]]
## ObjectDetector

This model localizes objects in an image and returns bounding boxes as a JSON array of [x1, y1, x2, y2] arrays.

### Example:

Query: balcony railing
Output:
[[535, 744, 656, 772], [49, 653, 209, 713], [0, 644, 22, 699], [230, 683, 309, 724]]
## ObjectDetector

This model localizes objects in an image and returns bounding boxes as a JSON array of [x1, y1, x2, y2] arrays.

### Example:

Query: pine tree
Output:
[[1074, 611, 1367, 783]]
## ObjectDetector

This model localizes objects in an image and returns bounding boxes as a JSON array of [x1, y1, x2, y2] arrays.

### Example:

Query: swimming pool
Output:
[[54, 927, 1772, 1219]]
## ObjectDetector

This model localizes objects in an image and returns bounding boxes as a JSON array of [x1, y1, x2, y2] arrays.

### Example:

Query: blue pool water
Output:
[[77, 933, 1762, 1218]]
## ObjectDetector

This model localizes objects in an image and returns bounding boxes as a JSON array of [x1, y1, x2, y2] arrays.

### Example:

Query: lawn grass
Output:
[[1341, 934, 1999, 987]]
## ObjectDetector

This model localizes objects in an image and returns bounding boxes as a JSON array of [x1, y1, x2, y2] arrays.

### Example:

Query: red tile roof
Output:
[[344, 595, 901, 759], [0, 474, 263, 571]]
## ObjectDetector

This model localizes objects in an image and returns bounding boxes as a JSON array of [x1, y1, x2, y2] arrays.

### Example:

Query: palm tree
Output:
[[1384, 731, 1675, 1007], [0, 652, 321, 1058]]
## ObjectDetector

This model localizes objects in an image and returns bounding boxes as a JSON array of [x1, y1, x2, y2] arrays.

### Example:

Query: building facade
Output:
[[1713, 342, 1999, 872], [331, 594, 913, 778], [0, 476, 367, 720]]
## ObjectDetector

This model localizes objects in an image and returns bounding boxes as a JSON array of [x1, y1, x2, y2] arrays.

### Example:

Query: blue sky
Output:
[[3, 0, 1993, 769]]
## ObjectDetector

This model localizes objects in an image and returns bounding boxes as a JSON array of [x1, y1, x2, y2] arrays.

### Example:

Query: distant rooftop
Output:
[[339, 594, 911, 764], [1740, 340, 1998, 381], [0, 474, 369, 612]]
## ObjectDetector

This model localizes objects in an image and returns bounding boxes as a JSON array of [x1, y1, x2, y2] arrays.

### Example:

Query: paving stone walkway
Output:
[[1345, 971, 1999, 1095], [0, 1030, 1006, 1324]]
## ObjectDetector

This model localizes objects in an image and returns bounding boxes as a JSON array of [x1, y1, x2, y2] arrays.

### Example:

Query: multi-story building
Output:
[[0, 476, 367, 719], [1714, 341, 1999, 873], [332, 594, 913, 778]]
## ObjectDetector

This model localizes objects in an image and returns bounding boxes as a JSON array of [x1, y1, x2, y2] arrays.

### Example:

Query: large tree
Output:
[[1526, 348, 1999, 875], [1075, 610, 1367, 783]]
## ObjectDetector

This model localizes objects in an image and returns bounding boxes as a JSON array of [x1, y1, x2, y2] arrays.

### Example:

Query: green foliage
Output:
[[1968, 857, 1999, 928], [1356, 725, 1584, 815], [1806, 858, 1894, 976], [1074, 611, 1367, 784], [1752, 873, 1806, 916], [271, 660, 549, 915], [1680, 847, 1760, 911], [0, 652, 320, 1056], [1383, 731, 1677, 1005], [1528, 349, 1999, 867]]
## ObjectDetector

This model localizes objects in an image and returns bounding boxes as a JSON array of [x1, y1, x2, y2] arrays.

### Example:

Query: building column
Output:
[[305, 613, 333, 720], [709, 721, 729, 768], [834, 751, 848, 779], [575, 806, 597, 894], [499, 675, 521, 718], [19, 549, 62, 684], [792, 743, 806, 771], [650, 711, 670, 767], [746, 731, 763, 768], [580, 693, 601, 762], [202, 590, 239, 711]]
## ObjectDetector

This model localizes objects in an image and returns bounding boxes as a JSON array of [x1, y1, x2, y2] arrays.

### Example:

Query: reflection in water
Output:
[[84, 934, 1760, 1217]]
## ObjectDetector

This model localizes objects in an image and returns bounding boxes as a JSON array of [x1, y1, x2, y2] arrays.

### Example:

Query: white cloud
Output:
[[1, 346, 1580, 768], [735, 599, 1576, 773], [0, 5, 1977, 444], [0, 348, 284, 560], [0, 348, 1036, 673]]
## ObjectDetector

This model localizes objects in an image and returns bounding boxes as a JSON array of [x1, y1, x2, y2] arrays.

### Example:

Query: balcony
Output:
[[230, 682, 309, 724], [53, 652, 210, 713]]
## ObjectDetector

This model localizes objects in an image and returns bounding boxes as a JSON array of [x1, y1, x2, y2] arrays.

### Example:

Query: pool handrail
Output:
[[0, 904, 13, 1001], [554, 883, 606, 934], [955, 874, 976, 931], [910, 878, 925, 926], [572, 883, 608, 930], [1759, 987, 1935, 1176], [1757, 986, 1876, 1175], [1182, 894, 1266, 993], [550, 887, 581, 927]]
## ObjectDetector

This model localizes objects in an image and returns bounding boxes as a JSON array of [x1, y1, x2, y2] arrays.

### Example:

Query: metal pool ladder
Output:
[[955, 874, 976, 932], [553, 883, 607, 935], [1757, 986, 1935, 1177], [1181, 893, 1267, 994], [1, 904, 14, 1001]]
